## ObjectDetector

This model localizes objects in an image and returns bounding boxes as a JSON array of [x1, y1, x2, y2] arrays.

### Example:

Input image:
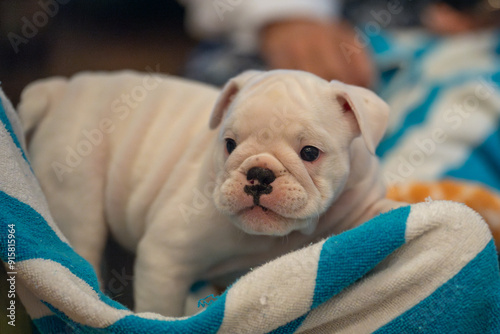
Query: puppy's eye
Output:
[[300, 146, 320, 162], [225, 138, 237, 154]]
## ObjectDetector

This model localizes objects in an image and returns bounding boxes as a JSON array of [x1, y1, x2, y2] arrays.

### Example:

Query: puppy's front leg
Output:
[[133, 234, 199, 317]]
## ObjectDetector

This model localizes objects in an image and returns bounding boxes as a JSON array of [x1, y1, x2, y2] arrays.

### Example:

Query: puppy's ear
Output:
[[209, 70, 262, 129], [330, 81, 389, 155]]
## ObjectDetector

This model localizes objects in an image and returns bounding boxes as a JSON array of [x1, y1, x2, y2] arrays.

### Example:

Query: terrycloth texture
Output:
[[387, 179, 500, 250], [372, 29, 500, 190], [1, 90, 500, 333]]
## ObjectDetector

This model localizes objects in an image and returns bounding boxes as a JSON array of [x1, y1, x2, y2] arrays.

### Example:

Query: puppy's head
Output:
[[209, 70, 389, 236]]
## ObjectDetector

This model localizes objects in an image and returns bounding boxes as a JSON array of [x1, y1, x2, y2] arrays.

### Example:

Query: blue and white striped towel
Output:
[[371, 29, 500, 191], [1, 88, 500, 333]]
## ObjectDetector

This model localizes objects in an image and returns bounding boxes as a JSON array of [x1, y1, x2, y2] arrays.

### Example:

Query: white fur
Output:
[[18, 69, 403, 316]]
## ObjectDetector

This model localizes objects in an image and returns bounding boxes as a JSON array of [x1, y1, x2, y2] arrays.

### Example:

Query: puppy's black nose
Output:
[[245, 167, 276, 206], [246, 167, 276, 185]]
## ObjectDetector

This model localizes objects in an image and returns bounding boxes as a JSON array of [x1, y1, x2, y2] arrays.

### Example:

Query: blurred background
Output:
[[0, 0, 424, 105], [0, 0, 195, 105]]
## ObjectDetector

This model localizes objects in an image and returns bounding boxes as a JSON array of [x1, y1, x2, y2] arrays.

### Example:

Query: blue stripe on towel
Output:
[[268, 314, 308, 334], [375, 240, 500, 334], [370, 33, 391, 55], [33, 288, 227, 333], [0, 190, 100, 290], [442, 71, 500, 190], [444, 121, 500, 191], [36, 305, 102, 334], [376, 86, 441, 158], [0, 98, 30, 164], [107, 293, 226, 334], [372, 35, 440, 101], [312, 205, 410, 309], [32, 315, 76, 334], [377, 70, 500, 160], [0, 190, 127, 311]]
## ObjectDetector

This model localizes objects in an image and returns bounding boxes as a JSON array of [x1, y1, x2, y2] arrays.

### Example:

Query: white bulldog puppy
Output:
[[19, 69, 402, 316]]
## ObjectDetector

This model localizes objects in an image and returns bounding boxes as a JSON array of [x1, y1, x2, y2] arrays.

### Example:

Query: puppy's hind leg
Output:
[[55, 192, 109, 279]]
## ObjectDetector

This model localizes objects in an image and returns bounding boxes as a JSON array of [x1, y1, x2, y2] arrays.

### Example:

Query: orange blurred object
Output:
[[387, 179, 500, 251]]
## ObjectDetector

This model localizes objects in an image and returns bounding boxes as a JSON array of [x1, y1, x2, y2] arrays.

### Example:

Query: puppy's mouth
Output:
[[249, 205, 269, 212], [238, 204, 285, 222], [240, 205, 272, 214]]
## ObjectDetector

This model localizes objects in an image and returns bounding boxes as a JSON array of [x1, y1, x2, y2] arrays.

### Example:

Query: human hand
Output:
[[260, 19, 375, 87], [421, 3, 479, 34]]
